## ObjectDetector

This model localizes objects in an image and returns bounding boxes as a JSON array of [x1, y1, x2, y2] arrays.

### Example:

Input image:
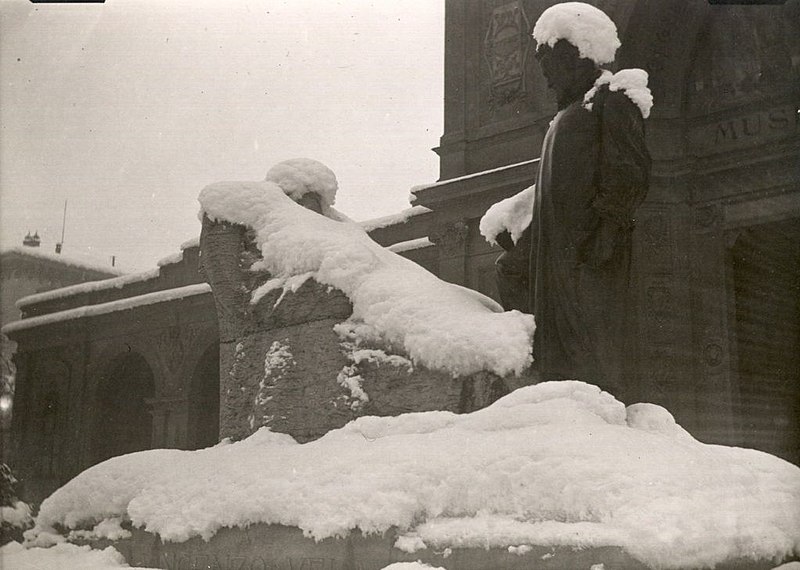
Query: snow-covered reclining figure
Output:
[[199, 159, 537, 442]]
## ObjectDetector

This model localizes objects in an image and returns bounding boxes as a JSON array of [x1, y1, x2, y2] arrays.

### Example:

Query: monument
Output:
[[199, 159, 533, 444], [494, 3, 651, 400]]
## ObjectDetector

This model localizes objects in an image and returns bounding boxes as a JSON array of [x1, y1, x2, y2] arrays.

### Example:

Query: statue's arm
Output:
[[585, 90, 652, 266], [594, 89, 651, 228]]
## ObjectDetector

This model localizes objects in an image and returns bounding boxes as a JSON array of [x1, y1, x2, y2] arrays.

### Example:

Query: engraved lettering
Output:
[[715, 120, 738, 143], [742, 114, 761, 136], [767, 108, 791, 130]]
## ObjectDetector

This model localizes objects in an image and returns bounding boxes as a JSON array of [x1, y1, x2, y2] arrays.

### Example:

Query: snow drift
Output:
[[28, 381, 800, 570]]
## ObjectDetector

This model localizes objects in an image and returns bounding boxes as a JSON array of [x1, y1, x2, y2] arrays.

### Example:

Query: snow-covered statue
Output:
[[199, 159, 536, 442], [485, 2, 652, 396]]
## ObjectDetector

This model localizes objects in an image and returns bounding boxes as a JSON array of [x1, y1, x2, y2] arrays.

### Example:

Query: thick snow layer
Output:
[[265, 158, 338, 210], [532, 2, 620, 65], [199, 180, 534, 377], [479, 185, 535, 246], [584, 69, 653, 118], [1, 541, 155, 570], [2, 500, 32, 528], [28, 381, 800, 569], [3, 284, 210, 334]]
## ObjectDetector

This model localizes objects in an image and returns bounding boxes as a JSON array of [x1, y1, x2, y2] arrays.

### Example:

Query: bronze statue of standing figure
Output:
[[498, 3, 652, 395]]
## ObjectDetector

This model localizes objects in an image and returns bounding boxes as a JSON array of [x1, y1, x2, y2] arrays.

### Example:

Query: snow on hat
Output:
[[265, 158, 338, 209], [532, 2, 620, 65]]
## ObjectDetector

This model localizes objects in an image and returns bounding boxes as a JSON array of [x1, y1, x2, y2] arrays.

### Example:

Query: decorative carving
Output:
[[483, 1, 531, 109], [430, 221, 469, 257], [153, 324, 205, 393]]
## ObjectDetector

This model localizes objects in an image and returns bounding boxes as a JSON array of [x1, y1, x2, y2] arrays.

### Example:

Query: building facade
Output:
[[5, 0, 799, 503]]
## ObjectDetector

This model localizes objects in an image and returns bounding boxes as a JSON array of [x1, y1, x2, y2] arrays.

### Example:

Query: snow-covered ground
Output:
[[23, 381, 800, 570]]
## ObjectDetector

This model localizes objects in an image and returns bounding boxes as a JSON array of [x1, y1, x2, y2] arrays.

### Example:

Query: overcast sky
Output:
[[0, 0, 444, 271]]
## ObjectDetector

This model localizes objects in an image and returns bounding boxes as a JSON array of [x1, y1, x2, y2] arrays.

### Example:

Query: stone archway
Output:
[[91, 350, 156, 464], [730, 218, 800, 464], [187, 343, 220, 450]]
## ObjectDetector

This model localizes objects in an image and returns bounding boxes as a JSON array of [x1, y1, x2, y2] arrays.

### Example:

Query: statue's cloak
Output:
[[529, 86, 650, 392]]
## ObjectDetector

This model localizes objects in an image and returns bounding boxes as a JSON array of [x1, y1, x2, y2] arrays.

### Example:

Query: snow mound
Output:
[[584, 69, 653, 118], [265, 158, 338, 210], [383, 560, 445, 570], [479, 185, 535, 246], [28, 381, 800, 570], [532, 2, 620, 65], [1, 541, 142, 570], [199, 180, 534, 377]]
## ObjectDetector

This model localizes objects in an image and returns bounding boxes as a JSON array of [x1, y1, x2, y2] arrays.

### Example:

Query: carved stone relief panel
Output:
[[687, 5, 800, 113], [479, 0, 534, 124], [430, 221, 469, 259]]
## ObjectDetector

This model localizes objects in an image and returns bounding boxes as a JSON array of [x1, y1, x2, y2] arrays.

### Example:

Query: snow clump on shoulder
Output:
[[265, 158, 338, 210], [584, 69, 653, 118], [532, 2, 620, 65]]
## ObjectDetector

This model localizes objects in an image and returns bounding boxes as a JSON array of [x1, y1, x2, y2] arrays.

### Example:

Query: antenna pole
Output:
[[60, 199, 68, 245]]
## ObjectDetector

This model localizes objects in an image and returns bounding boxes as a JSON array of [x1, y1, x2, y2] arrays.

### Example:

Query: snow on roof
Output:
[[27, 381, 800, 569], [479, 185, 535, 246], [264, 158, 338, 210], [387, 237, 434, 254], [584, 69, 653, 118], [3, 283, 210, 334], [360, 206, 432, 233], [532, 2, 620, 65], [15, 268, 160, 309], [1, 246, 125, 277], [199, 180, 534, 377]]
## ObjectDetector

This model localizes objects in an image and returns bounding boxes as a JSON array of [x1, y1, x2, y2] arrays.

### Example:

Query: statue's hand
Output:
[[495, 230, 515, 252], [583, 219, 620, 268]]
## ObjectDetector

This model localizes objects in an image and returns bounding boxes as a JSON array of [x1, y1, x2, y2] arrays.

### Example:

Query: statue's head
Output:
[[532, 2, 619, 109], [265, 158, 338, 214]]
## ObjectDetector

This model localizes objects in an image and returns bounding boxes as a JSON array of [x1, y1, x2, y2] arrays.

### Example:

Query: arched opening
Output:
[[731, 218, 800, 464], [187, 343, 220, 449], [92, 351, 155, 464]]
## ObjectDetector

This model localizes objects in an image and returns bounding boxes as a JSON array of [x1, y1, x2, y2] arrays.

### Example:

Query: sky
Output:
[[0, 0, 445, 271]]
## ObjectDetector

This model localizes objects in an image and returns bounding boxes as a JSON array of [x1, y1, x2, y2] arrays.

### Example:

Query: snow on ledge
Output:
[[199, 179, 534, 377], [410, 159, 539, 196], [4, 284, 210, 334], [360, 206, 431, 233], [15, 268, 161, 309], [26, 381, 800, 570], [387, 237, 434, 254]]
